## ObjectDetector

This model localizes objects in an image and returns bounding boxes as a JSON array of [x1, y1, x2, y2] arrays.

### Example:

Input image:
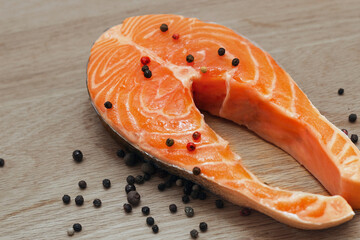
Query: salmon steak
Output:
[[86, 14, 359, 229]]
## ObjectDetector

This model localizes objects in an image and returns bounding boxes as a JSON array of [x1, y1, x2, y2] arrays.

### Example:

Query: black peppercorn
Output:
[[185, 206, 194, 217], [186, 54, 194, 63], [199, 222, 208, 232], [146, 216, 155, 226], [127, 191, 141, 206], [72, 150, 83, 163], [144, 69, 152, 78], [166, 138, 174, 147], [73, 223, 82, 232], [142, 65, 149, 72], [78, 180, 87, 189], [142, 206, 150, 215], [165, 180, 173, 188], [182, 195, 190, 204], [190, 229, 198, 239], [62, 194, 71, 204], [126, 175, 136, 185], [0, 158, 4, 167], [190, 190, 199, 199], [232, 58, 240, 66], [116, 149, 126, 158], [152, 225, 159, 233], [198, 191, 207, 200], [104, 101, 112, 109], [160, 24, 168, 32], [349, 114, 357, 123], [218, 47, 225, 56], [144, 173, 151, 181], [141, 162, 156, 175], [102, 179, 111, 189], [157, 169, 168, 178], [192, 167, 201, 175], [169, 175, 178, 182], [124, 152, 137, 166], [135, 175, 144, 184], [169, 204, 177, 213], [75, 195, 84, 206], [338, 88, 344, 95], [125, 184, 136, 194], [240, 207, 252, 216], [215, 199, 224, 208], [351, 134, 358, 143], [183, 185, 192, 195], [123, 203, 132, 213], [93, 198, 102, 208], [158, 183, 166, 191]]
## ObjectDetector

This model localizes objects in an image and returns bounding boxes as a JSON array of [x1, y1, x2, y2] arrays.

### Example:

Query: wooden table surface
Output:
[[1, 0, 360, 239]]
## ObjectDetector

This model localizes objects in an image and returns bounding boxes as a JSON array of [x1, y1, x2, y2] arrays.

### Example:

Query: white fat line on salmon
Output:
[[287, 76, 297, 115], [218, 70, 236, 117], [326, 132, 338, 150], [265, 53, 277, 99], [244, 42, 259, 83], [336, 143, 350, 160], [341, 156, 360, 166]]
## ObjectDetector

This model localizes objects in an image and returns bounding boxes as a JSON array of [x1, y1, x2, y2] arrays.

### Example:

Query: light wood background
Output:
[[1, 0, 359, 239]]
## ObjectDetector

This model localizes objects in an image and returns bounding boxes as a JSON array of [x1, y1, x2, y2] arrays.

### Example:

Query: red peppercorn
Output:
[[140, 56, 150, 65], [192, 131, 201, 141], [342, 129, 348, 135], [172, 33, 179, 40], [187, 142, 196, 151]]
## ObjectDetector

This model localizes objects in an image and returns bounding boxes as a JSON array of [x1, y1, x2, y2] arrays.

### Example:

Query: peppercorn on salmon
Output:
[[87, 14, 357, 229]]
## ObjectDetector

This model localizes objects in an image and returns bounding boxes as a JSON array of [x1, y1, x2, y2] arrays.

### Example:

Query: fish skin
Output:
[[87, 14, 357, 229]]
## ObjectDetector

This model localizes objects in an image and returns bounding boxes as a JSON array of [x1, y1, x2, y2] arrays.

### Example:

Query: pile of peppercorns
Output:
[[338, 89, 358, 144]]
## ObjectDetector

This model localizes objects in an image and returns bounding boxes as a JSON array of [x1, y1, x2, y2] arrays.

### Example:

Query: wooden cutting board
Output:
[[1, 0, 359, 239]]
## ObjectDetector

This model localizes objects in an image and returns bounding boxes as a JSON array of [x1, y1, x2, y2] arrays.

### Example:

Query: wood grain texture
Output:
[[0, 0, 359, 239]]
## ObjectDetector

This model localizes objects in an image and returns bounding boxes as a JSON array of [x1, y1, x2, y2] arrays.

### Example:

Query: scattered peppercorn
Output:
[[123, 203, 132, 213], [183, 186, 192, 195], [187, 142, 196, 151], [125, 184, 136, 194], [141, 65, 149, 72], [169, 204, 177, 213], [192, 131, 201, 141], [127, 191, 141, 206], [240, 207, 252, 216], [67, 228, 75, 236], [144, 173, 151, 181], [146, 216, 155, 226], [192, 185, 200, 191], [192, 167, 201, 175], [199, 222, 208, 232], [135, 175, 144, 184], [218, 47, 225, 56], [169, 175, 178, 182], [126, 175, 135, 185], [185, 206, 194, 217], [172, 33, 179, 40], [215, 199, 224, 208], [142, 206, 150, 215], [152, 225, 159, 233], [190, 229, 199, 239], [93, 198, 102, 208], [176, 179, 183, 187], [165, 180, 173, 188], [232, 58, 240, 66], [78, 180, 87, 189], [182, 195, 190, 204], [73, 223, 82, 232], [342, 129, 348, 135], [186, 54, 194, 63], [144, 69, 152, 78], [141, 162, 156, 175], [75, 195, 84, 206], [160, 24, 168, 32], [349, 114, 357, 123], [338, 88, 344, 95], [351, 134, 358, 144], [157, 169, 168, 178], [0, 158, 4, 167], [200, 66, 207, 73], [104, 101, 112, 109], [198, 191, 207, 200], [62, 194, 71, 204], [116, 149, 126, 158], [158, 183, 166, 191], [141, 56, 151, 65], [166, 138, 174, 147], [124, 152, 137, 166], [190, 190, 199, 199], [102, 178, 111, 189], [72, 150, 83, 163]]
